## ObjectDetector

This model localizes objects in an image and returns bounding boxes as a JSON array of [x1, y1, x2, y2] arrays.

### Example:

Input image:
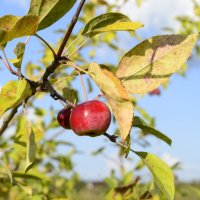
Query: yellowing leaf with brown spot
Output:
[[116, 34, 198, 94], [0, 15, 39, 44], [89, 63, 133, 142]]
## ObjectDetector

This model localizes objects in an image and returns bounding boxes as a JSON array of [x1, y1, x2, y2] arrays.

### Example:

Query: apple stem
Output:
[[76, 69, 89, 101]]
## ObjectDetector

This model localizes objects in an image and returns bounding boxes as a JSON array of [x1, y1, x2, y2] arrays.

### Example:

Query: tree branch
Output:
[[0, 104, 21, 136], [44, 80, 76, 107], [41, 1, 86, 84], [57, 0, 86, 58]]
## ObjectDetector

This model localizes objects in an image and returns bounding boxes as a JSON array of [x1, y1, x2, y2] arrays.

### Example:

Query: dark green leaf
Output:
[[62, 87, 78, 103], [133, 116, 172, 145], [82, 13, 143, 37], [28, 0, 76, 30]]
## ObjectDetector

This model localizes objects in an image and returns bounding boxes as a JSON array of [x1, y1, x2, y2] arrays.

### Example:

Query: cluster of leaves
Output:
[[0, 0, 198, 199]]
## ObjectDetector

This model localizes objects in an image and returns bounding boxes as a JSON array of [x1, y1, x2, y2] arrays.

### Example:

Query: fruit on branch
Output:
[[70, 100, 111, 136], [57, 107, 72, 129], [149, 88, 161, 96]]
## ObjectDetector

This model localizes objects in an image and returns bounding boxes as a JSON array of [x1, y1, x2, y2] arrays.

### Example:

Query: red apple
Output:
[[57, 107, 72, 129], [70, 100, 111, 136], [149, 88, 161, 96]]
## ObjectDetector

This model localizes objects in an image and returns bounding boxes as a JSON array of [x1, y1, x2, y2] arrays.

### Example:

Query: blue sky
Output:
[[0, 0, 200, 182]]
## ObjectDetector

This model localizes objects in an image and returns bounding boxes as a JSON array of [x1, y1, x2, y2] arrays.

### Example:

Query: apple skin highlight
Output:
[[70, 100, 111, 136]]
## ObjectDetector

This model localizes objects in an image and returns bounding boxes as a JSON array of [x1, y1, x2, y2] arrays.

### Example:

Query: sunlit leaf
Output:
[[89, 63, 133, 142], [116, 34, 198, 94], [28, 0, 77, 30], [0, 79, 32, 118], [135, 151, 175, 200], [0, 15, 39, 44], [82, 13, 143, 36]]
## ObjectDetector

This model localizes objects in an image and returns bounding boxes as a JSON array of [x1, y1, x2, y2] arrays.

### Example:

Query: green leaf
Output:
[[25, 122, 37, 174], [13, 170, 50, 181], [0, 160, 13, 185], [0, 79, 32, 118], [82, 13, 143, 37], [124, 134, 131, 158], [135, 151, 175, 200], [0, 15, 39, 44], [116, 34, 198, 94], [134, 116, 172, 145], [28, 0, 77, 30], [9, 42, 25, 69], [89, 63, 133, 142], [14, 116, 43, 173], [62, 87, 78, 103]]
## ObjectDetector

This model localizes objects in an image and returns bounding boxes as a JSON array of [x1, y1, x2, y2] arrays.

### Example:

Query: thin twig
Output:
[[68, 38, 90, 58], [25, 36, 31, 45], [0, 104, 21, 136], [1, 50, 19, 77], [34, 33, 57, 59], [67, 61, 89, 74], [62, 34, 83, 56], [57, 0, 86, 58]]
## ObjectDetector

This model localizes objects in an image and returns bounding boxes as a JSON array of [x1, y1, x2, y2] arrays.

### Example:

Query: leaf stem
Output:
[[25, 36, 31, 45], [56, 0, 86, 58], [68, 38, 90, 58], [34, 33, 57, 59], [62, 34, 83, 56], [103, 133, 135, 153], [67, 62, 89, 74]]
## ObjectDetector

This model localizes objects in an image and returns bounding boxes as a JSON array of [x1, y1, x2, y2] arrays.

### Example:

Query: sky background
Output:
[[0, 0, 200, 182]]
